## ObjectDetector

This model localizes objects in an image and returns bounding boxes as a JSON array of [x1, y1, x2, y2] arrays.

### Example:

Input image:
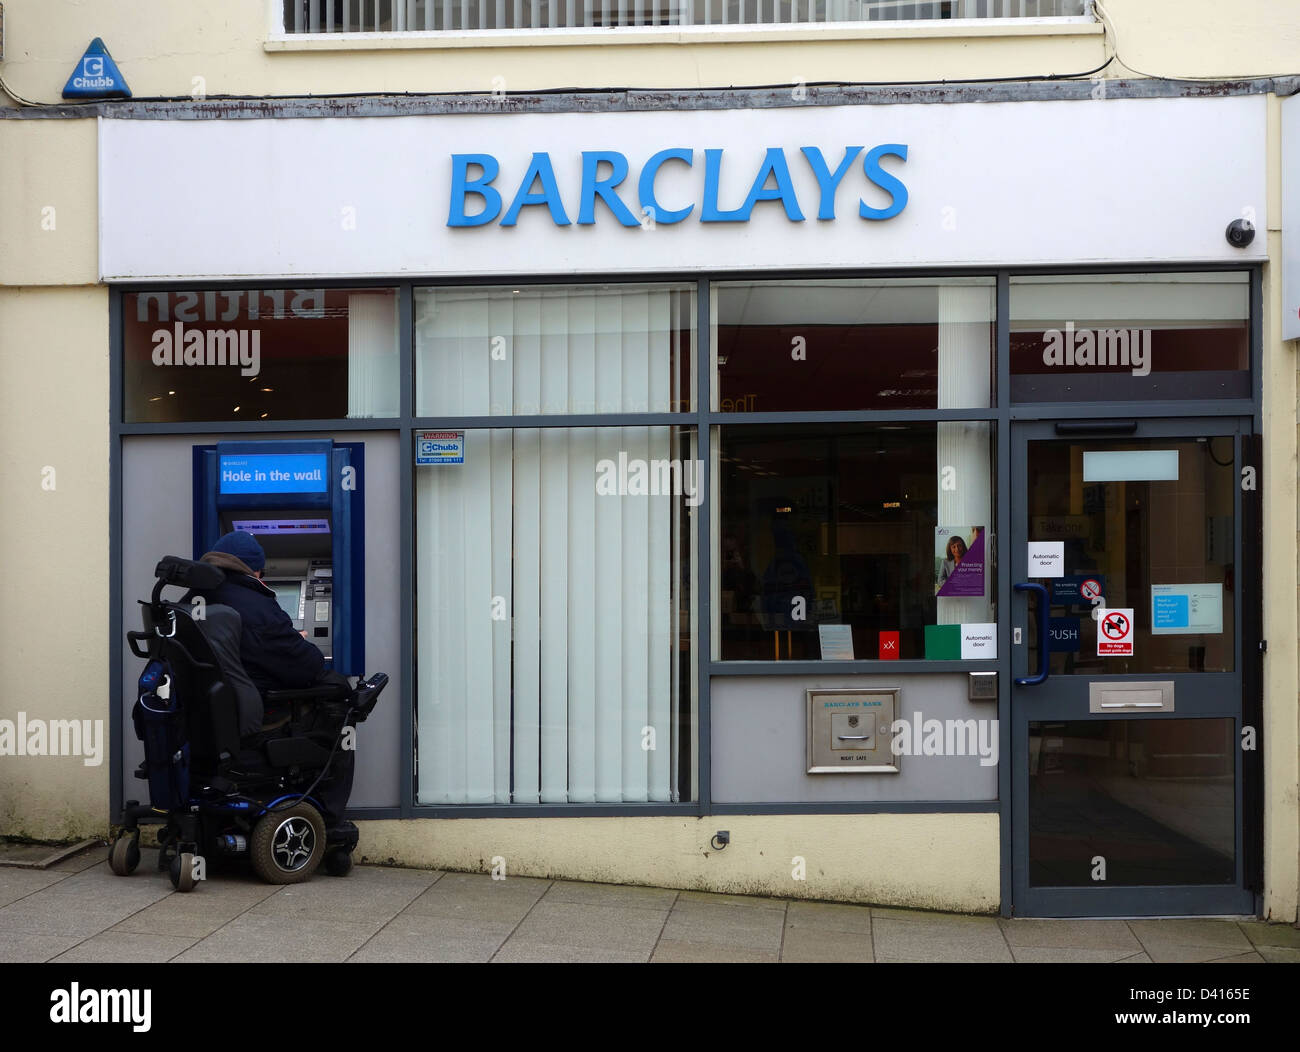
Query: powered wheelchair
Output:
[[109, 556, 387, 891]]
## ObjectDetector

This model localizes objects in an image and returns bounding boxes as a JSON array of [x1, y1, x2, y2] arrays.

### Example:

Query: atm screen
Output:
[[267, 580, 303, 624]]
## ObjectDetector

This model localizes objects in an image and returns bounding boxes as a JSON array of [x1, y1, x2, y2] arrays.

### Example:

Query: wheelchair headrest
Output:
[[154, 556, 225, 592]]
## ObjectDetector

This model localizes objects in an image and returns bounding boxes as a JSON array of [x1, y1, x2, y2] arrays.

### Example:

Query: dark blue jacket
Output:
[[188, 553, 326, 696]]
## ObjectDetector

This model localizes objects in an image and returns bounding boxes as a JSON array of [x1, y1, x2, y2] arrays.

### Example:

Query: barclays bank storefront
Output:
[[105, 83, 1277, 916]]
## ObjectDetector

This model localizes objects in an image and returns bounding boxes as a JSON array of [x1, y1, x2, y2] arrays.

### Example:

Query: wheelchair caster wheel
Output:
[[324, 848, 353, 877], [108, 835, 140, 876], [251, 803, 325, 885], [169, 852, 198, 893]]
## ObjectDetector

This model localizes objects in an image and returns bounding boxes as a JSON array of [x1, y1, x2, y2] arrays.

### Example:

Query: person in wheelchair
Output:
[[114, 547, 388, 890], [188, 530, 349, 720]]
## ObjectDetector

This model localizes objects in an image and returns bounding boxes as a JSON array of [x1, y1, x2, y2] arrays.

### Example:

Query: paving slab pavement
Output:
[[0, 844, 1295, 964]]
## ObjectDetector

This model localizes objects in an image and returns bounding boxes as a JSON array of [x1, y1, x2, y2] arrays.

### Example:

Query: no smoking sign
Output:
[[1097, 608, 1135, 657]]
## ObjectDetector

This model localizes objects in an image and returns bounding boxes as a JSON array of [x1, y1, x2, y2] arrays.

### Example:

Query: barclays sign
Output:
[[447, 145, 909, 227]]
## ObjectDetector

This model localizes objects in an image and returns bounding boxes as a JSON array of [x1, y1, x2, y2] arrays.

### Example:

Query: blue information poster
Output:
[[1151, 583, 1224, 635]]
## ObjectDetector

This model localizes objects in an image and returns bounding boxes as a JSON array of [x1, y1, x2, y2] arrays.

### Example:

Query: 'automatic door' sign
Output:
[[1097, 608, 1135, 657]]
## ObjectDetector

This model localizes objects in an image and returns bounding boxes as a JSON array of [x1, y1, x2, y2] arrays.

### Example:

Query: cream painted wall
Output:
[[2, 0, 1099, 99], [0, 115, 106, 841], [1262, 95, 1299, 925], [357, 813, 1002, 911], [0, 284, 110, 841], [1, 1, 1295, 102], [1096, 0, 1300, 80], [0, 119, 98, 286]]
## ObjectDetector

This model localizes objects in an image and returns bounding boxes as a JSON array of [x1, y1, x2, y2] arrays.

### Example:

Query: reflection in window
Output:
[[123, 288, 398, 422], [1030, 719, 1235, 887], [714, 278, 994, 412], [716, 422, 994, 660], [1026, 438, 1235, 675], [1010, 273, 1249, 401]]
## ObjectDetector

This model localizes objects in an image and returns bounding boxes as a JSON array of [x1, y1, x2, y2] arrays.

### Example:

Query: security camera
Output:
[[1225, 218, 1255, 248]]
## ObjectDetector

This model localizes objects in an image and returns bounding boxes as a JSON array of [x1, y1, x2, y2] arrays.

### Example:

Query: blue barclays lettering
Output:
[[448, 144, 909, 228]]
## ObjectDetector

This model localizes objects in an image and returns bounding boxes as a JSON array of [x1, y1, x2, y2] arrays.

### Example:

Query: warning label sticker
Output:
[[1097, 608, 1135, 657]]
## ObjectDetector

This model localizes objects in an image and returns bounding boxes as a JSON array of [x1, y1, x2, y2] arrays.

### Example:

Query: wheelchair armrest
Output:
[[349, 672, 388, 723], [263, 683, 351, 705]]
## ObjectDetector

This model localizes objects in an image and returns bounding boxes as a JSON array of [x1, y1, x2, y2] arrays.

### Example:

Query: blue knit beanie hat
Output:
[[210, 530, 266, 573]]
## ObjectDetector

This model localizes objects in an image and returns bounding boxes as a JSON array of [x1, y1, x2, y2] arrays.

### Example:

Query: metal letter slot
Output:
[[1089, 681, 1175, 714]]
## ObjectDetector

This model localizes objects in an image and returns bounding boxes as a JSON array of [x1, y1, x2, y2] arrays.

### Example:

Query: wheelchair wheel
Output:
[[108, 834, 140, 876], [324, 847, 353, 878], [169, 852, 198, 893], [250, 803, 326, 884]]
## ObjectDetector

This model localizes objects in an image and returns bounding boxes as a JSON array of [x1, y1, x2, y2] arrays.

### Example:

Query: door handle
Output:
[[1014, 582, 1050, 686], [836, 735, 872, 741]]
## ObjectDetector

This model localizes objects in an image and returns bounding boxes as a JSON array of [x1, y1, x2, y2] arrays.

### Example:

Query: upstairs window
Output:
[[282, 0, 1089, 33]]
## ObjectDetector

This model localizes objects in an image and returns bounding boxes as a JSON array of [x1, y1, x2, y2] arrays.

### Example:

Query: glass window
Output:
[[415, 426, 697, 804], [713, 278, 994, 412], [415, 283, 695, 416], [1025, 436, 1236, 675], [715, 421, 995, 661], [124, 288, 399, 422], [1010, 272, 1250, 401], [1030, 718, 1235, 886]]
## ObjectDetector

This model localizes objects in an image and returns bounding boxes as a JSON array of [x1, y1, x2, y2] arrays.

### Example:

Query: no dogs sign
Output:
[[1097, 608, 1135, 657]]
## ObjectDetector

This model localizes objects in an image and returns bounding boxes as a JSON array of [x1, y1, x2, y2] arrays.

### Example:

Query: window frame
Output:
[[109, 262, 1260, 821]]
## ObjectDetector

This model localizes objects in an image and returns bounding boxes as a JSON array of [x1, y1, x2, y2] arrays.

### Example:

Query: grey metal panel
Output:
[[352, 431, 402, 807], [119, 433, 210, 809], [4, 76, 1288, 123], [1009, 400, 1255, 421], [697, 277, 711, 809], [708, 800, 999, 814], [399, 284, 416, 817], [109, 291, 124, 823], [711, 660, 997, 675], [711, 674, 999, 803], [1011, 372, 1251, 403], [995, 269, 1013, 917], [122, 418, 400, 434]]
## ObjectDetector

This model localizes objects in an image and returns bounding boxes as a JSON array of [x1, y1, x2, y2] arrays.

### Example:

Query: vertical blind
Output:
[[347, 292, 400, 418], [415, 286, 692, 804]]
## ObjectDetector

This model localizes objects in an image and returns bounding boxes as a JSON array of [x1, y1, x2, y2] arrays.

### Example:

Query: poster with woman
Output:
[[935, 526, 986, 597]]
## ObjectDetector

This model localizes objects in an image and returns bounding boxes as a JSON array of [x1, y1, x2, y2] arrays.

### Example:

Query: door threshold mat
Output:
[[0, 839, 100, 869]]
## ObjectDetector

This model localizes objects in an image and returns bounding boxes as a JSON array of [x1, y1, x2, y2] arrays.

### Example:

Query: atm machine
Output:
[[192, 439, 364, 674]]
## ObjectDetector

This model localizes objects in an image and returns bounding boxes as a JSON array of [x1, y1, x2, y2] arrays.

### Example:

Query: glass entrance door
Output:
[[1010, 419, 1253, 916]]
